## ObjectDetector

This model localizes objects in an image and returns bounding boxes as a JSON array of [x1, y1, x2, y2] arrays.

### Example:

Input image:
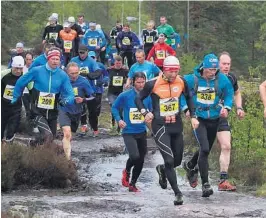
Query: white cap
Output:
[[48, 15, 57, 21], [16, 42, 24, 48], [51, 13, 58, 20], [68, 16, 75, 23], [163, 56, 180, 71], [63, 21, 70, 28], [12, 56, 25, 68], [96, 24, 101, 30]]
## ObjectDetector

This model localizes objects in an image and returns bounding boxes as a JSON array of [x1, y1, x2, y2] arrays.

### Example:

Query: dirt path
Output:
[[2, 136, 266, 218]]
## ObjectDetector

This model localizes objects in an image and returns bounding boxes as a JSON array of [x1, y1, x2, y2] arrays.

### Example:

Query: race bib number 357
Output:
[[159, 97, 179, 117], [129, 108, 144, 124], [37, 92, 55, 110], [3, 85, 14, 100]]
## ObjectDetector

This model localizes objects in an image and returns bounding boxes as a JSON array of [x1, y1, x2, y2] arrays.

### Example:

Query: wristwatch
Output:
[[141, 109, 148, 116], [237, 107, 244, 111]]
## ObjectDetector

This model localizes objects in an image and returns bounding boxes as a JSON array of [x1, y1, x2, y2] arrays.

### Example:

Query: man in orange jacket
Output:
[[58, 22, 78, 66], [146, 33, 176, 70]]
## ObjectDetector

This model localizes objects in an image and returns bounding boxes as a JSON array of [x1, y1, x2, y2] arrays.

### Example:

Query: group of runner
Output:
[[1, 12, 265, 206]]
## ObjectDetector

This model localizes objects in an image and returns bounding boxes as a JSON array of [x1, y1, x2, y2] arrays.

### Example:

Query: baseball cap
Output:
[[63, 21, 70, 28], [78, 44, 88, 52], [202, 53, 219, 69], [16, 42, 24, 48], [159, 33, 166, 38], [88, 51, 96, 58], [12, 56, 25, 68], [163, 56, 180, 71], [68, 16, 75, 23], [48, 15, 57, 21], [51, 13, 58, 20], [89, 22, 96, 27]]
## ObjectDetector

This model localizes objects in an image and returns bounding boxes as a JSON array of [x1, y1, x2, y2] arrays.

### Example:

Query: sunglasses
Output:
[[79, 51, 86, 54]]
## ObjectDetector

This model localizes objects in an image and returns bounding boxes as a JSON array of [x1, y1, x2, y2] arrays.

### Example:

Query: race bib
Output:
[[156, 50, 165, 59], [146, 36, 153, 43], [129, 108, 144, 124], [49, 32, 58, 40], [3, 85, 14, 100], [73, 87, 78, 96], [171, 39, 176, 45], [37, 92, 55, 110], [64, 41, 72, 50], [122, 37, 130, 45], [159, 97, 179, 117], [79, 67, 89, 75], [197, 87, 216, 104], [88, 38, 97, 46], [112, 76, 123, 86]]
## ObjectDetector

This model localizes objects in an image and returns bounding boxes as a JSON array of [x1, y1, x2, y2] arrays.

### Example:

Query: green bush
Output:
[[179, 53, 199, 76], [1, 143, 78, 192], [229, 83, 266, 186]]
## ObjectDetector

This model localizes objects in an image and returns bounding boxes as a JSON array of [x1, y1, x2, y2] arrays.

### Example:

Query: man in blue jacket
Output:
[[70, 44, 103, 135], [12, 48, 75, 145], [183, 53, 234, 198], [59, 62, 94, 160], [116, 23, 140, 69], [82, 22, 106, 59], [112, 72, 152, 192]]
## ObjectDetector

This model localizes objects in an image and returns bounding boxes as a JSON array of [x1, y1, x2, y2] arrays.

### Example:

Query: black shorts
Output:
[[217, 117, 231, 132], [59, 110, 81, 133]]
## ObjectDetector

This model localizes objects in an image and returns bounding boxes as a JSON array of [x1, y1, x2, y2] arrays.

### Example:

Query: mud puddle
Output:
[[2, 136, 266, 218]]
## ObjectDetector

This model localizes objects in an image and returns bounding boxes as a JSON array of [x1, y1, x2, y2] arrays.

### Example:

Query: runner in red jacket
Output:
[[147, 33, 176, 70]]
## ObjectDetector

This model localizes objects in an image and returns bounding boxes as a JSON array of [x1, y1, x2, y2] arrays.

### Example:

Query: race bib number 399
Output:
[[159, 97, 179, 117], [129, 108, 144, 124], [3, 85, 14, 100], [156, 50, 165, 59], [196, 87, 216, 104], [112, 76, 123, 86], [37, 92, 55, 109]]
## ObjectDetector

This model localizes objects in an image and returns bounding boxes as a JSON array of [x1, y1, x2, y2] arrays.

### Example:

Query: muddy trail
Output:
[[2, 133, 266, 218]]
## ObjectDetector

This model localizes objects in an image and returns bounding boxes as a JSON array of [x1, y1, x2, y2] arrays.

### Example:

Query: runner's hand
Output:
[[144, 112, 154, 124], [118, 120, 127, 129], [191, 118, 199, 129], [264, 108, 266, 118], [101, 47, 106, 52], [237, 108, 245, 119], [220, 108, 229, 118], [185, 110, 190, 119], [75, 97, 83, 104], [96, 46, 100, 50]]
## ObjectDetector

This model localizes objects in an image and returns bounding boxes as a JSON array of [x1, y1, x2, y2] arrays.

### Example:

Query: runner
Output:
[[183, 52, 244, 192], [116, 23, 140, 69], [22, 52, 34, 124], [112, 72, 152, 192], [146, 33, 176, 70], [109, 21, 123, 53], [70, 44, 103, 134], [59, 62, 94, 160], [77, 14, 89, 34], [156, 16, 176, 45], [8, 42, 25, 68], [58, 21, 78, 66], [1, 56, 24, 142], [83, 51, 109, 137], [107, 55, 128, 132], [135, 56, 199, 205], [141, 21, 158, 57], [125, 49, 161, 89], [42, 15, 63, 44], [182, 53, 234, 197], [260, 80, 266, 118], [82, 22, 106, 59], [170, 32, 181, 50], [12, 48, 75, 145], [68, 16, 84, 56]]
